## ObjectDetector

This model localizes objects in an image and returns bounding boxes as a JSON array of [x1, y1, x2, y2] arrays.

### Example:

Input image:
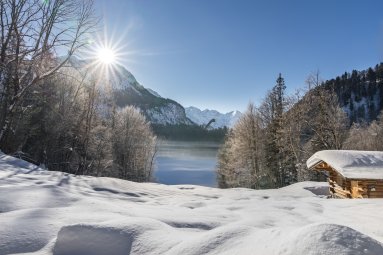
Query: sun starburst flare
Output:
[[78, 38, 126, 88], [97, 47, 116, 65], [76, 24, 140, 90]]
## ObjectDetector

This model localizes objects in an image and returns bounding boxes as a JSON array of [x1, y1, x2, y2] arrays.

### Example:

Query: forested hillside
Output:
[[321, 63, 383, 123]]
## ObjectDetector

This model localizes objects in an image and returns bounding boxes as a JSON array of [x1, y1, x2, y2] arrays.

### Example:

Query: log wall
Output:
[[315, 164, 383, 198]]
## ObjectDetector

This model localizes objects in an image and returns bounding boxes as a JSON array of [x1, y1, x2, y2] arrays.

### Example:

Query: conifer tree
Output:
[[264, 73, 286, 187]]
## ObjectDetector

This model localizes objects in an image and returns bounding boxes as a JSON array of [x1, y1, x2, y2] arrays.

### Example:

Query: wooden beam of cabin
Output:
[[330, 190, 349, 199], [350, 181, 362, 199], [331, 186, 351, 198], [313, 161, 332, 171]]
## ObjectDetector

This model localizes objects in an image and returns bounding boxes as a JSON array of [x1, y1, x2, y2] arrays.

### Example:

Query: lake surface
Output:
[[154, 140, 221, 187]]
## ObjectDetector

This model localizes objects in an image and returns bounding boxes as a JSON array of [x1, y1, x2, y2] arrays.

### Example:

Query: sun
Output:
[[79, 33, 134, 85], [97, 47, 116, 64]]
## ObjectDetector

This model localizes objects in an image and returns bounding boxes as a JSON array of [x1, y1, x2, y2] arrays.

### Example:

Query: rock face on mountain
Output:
[[145, 102, 194, 125], [110, 66, 193, 125], [185, 106, 241, 129]]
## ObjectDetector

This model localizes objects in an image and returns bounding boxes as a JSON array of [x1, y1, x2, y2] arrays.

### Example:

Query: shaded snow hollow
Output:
[[1, 153, 383, 255]]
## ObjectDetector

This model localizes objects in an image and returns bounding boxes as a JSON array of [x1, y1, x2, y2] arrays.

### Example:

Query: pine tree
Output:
[[367, 68, 376, 85], [264, 73, 286, 187]]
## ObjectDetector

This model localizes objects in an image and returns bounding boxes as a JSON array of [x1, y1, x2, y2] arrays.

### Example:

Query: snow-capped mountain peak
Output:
[[231, 110, 241, 117], [185, 106, 242, 129]]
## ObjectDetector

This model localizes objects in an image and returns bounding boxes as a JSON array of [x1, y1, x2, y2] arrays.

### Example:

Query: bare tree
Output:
[[22, 65, 94, 173], [112, 106, 157, 182], [344, 111, 383, 150], [0, 0, 97, 147], [217, 103, 265, 188], [305, 88, 348, 151], [305, 70, 322, 90], [281, 91, 307, 182], [283, 72, 348, 181]]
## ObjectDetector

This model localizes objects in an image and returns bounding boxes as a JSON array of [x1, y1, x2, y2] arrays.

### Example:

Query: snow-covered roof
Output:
[[307, 150, 383, 180]]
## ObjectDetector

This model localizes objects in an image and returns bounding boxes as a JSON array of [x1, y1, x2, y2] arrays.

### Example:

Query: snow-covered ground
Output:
[[1, 152, 383, 255]]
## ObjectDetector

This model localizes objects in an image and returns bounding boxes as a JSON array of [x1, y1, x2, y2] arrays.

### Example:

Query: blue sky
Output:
[[95, 0, 383, 112]]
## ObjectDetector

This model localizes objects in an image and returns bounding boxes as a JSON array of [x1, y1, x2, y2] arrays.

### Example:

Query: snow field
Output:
[[1, 152, 383, 254]]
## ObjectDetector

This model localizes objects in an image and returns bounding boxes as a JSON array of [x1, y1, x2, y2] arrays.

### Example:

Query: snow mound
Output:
[[53, 219, 188, 255], [286, 224, 383, 255], [0, 152, 43, 178]]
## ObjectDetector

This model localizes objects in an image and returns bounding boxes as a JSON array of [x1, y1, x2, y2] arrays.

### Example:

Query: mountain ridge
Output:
[[185, 106, 242, 129]]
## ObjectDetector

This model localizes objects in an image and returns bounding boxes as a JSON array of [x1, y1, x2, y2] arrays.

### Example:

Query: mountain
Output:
[[111, 66, 193, 125], [67, 58, 193, 125], [185, 106, 242, 129]]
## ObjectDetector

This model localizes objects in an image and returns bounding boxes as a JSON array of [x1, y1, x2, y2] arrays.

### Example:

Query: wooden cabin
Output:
[[307, 150, 383, 198]]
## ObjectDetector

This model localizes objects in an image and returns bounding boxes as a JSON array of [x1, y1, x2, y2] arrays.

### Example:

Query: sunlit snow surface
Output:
[[1, 152, 383, 255]]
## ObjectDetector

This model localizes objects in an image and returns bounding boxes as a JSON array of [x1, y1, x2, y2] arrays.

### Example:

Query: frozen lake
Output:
[[154, 140, 221, 187]]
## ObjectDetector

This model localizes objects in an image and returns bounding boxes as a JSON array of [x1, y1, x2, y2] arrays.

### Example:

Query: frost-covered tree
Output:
[[217, 103, 265, 188], [344, 111, 383, 151], [112, 106, 157, 182], [0, 0, 97, 148]]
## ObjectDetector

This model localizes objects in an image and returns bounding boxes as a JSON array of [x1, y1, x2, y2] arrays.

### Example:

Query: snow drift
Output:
[[1, 152, 383, 255]]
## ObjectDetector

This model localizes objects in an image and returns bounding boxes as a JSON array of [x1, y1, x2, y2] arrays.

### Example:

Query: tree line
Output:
[[217, 69, 383, 189], [0, 0, 156, 182]]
